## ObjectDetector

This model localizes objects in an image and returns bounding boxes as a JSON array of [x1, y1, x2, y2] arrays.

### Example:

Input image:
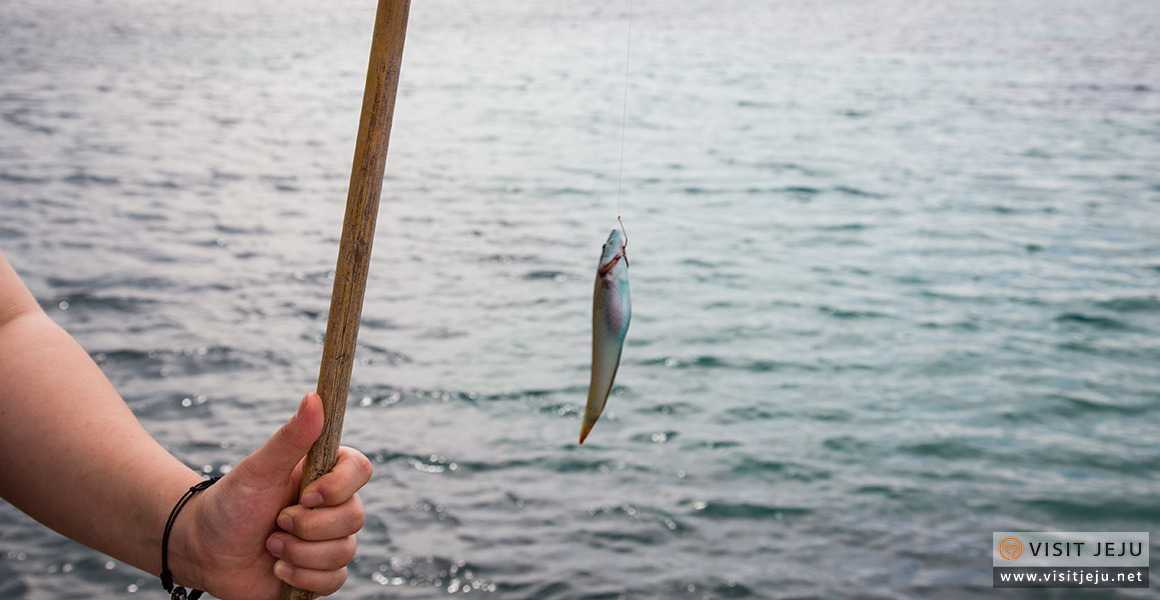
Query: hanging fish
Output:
[[579, 226, 631, 444]]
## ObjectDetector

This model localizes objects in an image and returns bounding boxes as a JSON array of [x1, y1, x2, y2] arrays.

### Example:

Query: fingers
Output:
[[273, 560, 348, 597], [267, 532, 357, 570], [278, 493, 365, 541], [230, 393, 324, 488], [256, 404, 369, 597], [275, 446, 370, 544], [299, 446, 373, 508]]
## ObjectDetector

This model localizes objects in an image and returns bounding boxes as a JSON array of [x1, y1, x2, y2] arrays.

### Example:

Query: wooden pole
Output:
[[281, 0, 411, 598]]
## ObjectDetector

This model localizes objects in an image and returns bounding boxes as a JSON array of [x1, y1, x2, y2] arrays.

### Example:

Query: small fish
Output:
[[580, 227, 631, 444]]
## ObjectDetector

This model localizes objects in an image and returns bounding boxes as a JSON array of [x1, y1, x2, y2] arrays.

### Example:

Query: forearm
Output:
[[0, 249, 369, 599], [0, 303, 202, 576]]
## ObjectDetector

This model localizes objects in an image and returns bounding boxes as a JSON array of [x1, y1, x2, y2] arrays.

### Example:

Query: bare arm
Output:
[[0, 247, 371, 598]]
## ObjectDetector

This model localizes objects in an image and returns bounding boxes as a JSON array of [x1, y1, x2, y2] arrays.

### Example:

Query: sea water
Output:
[[1, 0, 1158, 598]]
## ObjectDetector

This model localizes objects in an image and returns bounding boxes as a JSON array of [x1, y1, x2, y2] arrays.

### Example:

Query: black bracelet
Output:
[[161, 477, 220, 600]]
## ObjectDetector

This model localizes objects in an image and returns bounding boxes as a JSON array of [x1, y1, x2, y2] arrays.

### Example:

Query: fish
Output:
[[579, 227, 631, 444]]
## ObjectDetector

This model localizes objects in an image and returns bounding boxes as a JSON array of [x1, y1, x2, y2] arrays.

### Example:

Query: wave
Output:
[[1097, 296, 1160, 313], [730, 456, 832, 483], [1054, 312, 1133, 330], [691, 501, 810, 520], [638, 355, 819, 373]]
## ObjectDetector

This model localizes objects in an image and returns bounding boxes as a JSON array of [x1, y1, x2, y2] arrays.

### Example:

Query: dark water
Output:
[[2, 0, 1160, 598]]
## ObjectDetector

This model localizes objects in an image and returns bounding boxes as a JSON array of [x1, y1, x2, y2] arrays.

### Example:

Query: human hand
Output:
[[169, 393, 373, 599]]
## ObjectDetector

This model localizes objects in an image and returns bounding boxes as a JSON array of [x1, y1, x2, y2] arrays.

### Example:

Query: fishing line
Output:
[[615, 0, 634, 231]]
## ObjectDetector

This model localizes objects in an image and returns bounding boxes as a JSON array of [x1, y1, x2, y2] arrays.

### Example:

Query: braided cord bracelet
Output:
[[160, 477, 220, 600]]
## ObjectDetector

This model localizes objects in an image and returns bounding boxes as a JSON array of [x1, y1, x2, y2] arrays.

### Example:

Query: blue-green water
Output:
[[2, 0, 1159, 598]]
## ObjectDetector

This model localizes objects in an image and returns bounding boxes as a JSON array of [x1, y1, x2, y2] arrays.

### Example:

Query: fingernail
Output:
[[274, 560, 293, 581], [266, 536, 284, 557], [277, 513, 294, 533], [297, 394, 309, 416], [301, 492, 323, 508]]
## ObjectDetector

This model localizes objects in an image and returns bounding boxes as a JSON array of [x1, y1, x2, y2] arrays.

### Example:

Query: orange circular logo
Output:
[[999, 537, 1023, 560]]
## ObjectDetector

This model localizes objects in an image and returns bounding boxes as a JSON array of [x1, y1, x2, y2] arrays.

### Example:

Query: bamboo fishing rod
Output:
[[281, 0, 411, 598]]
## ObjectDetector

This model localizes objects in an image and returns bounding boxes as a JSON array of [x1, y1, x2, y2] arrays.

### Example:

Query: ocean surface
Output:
[[2, 0, 1159, 598]]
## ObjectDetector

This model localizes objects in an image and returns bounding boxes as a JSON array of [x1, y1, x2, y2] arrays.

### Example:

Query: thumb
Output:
[[233, 393, 325, 488]]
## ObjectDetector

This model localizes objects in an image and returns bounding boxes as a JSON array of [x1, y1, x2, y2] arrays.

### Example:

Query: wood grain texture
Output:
[[281, 0, 411, 598]]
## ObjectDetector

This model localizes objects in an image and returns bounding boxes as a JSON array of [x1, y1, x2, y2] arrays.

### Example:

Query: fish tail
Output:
[[579, 419, 595, 445]]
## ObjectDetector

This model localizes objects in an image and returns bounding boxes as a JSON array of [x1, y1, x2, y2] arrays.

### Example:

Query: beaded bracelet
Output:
[[160, 477, 220, 600]]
